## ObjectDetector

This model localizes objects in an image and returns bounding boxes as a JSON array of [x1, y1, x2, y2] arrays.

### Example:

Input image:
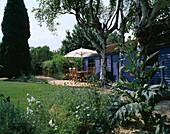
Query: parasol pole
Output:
[[81, 53, 83, 71]]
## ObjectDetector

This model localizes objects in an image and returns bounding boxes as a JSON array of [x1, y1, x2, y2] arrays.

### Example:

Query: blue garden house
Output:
[[83, 42, 170, 85]]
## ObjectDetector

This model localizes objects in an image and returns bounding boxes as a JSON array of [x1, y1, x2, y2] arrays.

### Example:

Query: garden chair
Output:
[[85, 67, 93, 81], [72, 67, 80, 81]]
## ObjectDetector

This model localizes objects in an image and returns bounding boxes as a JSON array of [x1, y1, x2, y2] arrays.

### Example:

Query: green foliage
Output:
[[41, 54, 81, 79], [30, 46, 53, 75], [0, 81, 114, 133], [54, 54, 81, 73], [0, 95, 35, 134], [0, 65, 3, 69], [33, 0, 120, 86], [0, 93, 56, 134], [109, 41, 169, 132], [47, 87, 113, 133], [0, 0, 31, 78], [106, 32, 120, 45]]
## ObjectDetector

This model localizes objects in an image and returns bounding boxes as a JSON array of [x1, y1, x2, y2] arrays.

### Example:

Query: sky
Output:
[[0, 0, 130, 52], [0, 0, 77, 51]]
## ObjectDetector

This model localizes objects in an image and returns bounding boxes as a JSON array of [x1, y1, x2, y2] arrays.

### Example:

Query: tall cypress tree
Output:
[[0, 0, 31, 78]]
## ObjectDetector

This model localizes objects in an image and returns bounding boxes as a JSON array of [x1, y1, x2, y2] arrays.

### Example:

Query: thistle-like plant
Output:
[[109, 41, 168, 132]]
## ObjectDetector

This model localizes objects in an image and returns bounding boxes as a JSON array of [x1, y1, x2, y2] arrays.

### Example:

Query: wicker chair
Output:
[[72, 67, 79, 81]]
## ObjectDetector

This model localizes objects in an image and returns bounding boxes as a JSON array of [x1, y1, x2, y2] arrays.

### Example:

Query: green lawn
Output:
[[0, 80, 65, 108]]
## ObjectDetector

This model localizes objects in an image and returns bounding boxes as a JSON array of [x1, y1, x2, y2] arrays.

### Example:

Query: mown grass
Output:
[[0, 80, 113, 133], [0, 80, 71, 109]]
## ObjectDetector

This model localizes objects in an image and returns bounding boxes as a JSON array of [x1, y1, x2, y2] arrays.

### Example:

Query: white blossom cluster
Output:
[[75, 102, 90, 119], [49, 119, 58, 130], [26, 93, 41, 114]]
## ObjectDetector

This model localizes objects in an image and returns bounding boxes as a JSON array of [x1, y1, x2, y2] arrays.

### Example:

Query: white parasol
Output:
[[64, 48, 98, 71]]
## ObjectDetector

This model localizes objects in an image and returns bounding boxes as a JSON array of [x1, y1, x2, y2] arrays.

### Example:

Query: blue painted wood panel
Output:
[[106, 55, 113, 81], [112, 54, 119, 82], [83, 58, 88, 71], [159, 47, 170, 85], [107, 55, 111, 72]]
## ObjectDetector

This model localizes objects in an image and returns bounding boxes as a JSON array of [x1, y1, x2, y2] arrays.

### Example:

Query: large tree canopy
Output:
[[117, 0, 170, 80], [33, 0, 121, 86], [133, 0, 170, 51], [0, 0, 31, 78], [33, 0, 169, 85]]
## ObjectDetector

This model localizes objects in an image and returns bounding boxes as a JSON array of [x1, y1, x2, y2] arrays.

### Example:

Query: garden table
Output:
[[77, 71, 87, 82]]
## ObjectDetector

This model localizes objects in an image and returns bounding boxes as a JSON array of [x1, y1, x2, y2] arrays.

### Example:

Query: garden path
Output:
[[36, 76, 91, 87], [0, 78, 8, 80]]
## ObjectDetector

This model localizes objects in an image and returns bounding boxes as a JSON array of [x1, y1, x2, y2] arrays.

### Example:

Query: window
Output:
[[88, 59, 95, 67]]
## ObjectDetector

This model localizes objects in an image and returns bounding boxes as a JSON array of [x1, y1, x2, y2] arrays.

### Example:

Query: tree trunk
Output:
[[119, 24, 125, 81], [100, 50, 107, 87], [119, 42, 124, 81]]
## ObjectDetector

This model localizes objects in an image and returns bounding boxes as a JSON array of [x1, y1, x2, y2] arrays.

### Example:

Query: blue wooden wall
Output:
[[83, 56, 100, 80], [95, 56, 101, 80], [83, 58, 88, 72], [112, 54, 119, 82], [106, 55, 112, 81], [150, 45, 170, 85], [83, 44, 170, 85]]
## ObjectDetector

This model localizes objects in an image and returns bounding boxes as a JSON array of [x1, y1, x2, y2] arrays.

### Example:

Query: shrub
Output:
[[0, 94, 36, 134], [47, 86, 113, 133], [42, 54, 81, 78], [0, 94, 55, 134], [52, 54, 81, 74], [109, 41, 169, 133]]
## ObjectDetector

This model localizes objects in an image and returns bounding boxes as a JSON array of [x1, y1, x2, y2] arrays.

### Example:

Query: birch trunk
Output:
[[119, 24, 125, 81], [119, 17, 126, 81], [119, 35, 124, 81], [100, 49, 107, 87], [84, 30, 107, 87]]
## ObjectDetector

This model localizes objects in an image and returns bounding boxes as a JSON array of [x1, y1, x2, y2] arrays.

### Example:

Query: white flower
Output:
[[84, 108, 86, 110], [27, 98, 30, 102], [27, 107, 29, 114], [29, 109, 33, 113], [81, 104, 84, 106], [27, 93, 29, 96], [75, 111, 78, 113], [75, 115, 78, 118], [49, 119, 52, 124], [87, 114, 90, 117], [31, 96, 35, 101], [36, 101, 40, 104], [76, 105, 80, 109], [54, 126, 58, 130], [86, 107, 89, 109], [49, 119, 55, 127], [29, 103, 32, 105]]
